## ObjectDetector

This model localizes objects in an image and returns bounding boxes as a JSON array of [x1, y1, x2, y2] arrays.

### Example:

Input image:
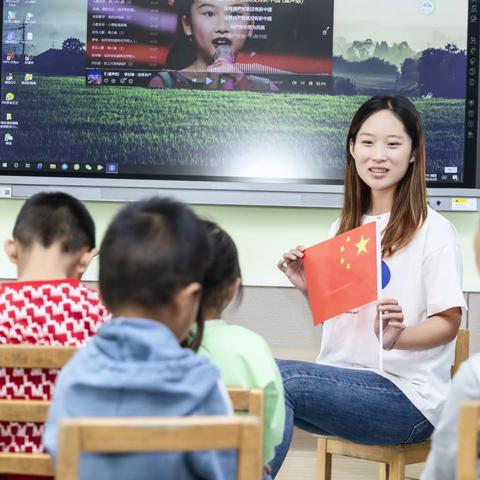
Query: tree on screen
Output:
[[417, 44, 466, 98], [374, 41, 416, 70], [62, 38, 85, 53]]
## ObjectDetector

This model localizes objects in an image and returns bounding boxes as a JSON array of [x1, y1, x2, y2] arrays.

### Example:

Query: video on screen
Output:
[[86, 0, 334, 93], [0, 0, 476, 186]]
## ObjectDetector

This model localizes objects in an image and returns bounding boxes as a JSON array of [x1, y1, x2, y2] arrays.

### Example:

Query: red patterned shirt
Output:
[[0, 279, 110, 462]]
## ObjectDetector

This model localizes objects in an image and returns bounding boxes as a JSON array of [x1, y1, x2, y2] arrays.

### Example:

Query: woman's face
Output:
[[182, 0, 251, 66], [350, 109, 415, 195]]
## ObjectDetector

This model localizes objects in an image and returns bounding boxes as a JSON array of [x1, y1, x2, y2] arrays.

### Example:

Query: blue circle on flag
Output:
[[381, 261, 391, 289]]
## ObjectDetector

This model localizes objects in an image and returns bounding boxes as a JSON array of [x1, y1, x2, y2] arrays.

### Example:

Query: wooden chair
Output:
[[316, 329, 470, 480], [228, 387, 264, 421], [0, 345, 265, 477], [56, 416, 263, 480], [457, 400, 480, 480], [0, 345, 76, 476]]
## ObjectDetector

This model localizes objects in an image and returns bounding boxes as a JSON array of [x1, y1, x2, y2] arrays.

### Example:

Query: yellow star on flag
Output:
[[354, 235, 370, 256]]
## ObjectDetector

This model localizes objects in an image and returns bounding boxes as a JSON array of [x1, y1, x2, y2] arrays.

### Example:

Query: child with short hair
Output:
[[0, 192, 110, 480], [198, 220, 285, 476], [43, 197, 235, 480]]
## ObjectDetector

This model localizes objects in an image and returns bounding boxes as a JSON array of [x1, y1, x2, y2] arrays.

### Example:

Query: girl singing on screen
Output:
[[148, 0, 278, 92]]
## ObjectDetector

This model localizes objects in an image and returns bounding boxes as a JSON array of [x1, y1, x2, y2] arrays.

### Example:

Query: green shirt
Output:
[[199, 320, 285, 463]]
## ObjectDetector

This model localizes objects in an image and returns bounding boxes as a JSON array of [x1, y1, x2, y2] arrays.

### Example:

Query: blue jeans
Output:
[[270, 360, 434, 478]]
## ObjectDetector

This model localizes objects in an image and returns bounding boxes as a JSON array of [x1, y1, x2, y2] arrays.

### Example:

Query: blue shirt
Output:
[[43, 317, 235, 480]]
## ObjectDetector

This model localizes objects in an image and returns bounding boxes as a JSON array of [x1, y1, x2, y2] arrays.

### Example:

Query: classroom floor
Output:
[[276, 428, 425, 480]]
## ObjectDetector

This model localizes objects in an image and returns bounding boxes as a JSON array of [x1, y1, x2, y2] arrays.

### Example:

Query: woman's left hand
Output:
[[374, 298, 406, 350]]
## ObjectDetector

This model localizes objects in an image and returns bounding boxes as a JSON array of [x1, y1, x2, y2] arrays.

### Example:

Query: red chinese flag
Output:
[[304, 222, 379, 325]]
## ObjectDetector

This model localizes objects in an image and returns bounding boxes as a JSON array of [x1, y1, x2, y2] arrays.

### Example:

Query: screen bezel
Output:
[[1, 0, 479, 198]]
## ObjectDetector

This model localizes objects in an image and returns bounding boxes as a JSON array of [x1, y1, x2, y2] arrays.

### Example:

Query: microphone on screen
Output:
[[213, 45, 235, 65], [213, 46, 236, 91]]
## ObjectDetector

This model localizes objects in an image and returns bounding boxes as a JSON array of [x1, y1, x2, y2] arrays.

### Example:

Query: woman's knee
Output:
[[275, 359, 316, 378]]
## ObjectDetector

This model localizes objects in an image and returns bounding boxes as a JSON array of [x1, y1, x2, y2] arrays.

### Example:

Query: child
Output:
[[271, 96, 465, 477], [420, 355, 480, 479], [420, 226, 480, 480], [198, 220, 285, 476], [149, 0, 278, 91], [0, 192, 110, 480], [43, 197, 235, 480]]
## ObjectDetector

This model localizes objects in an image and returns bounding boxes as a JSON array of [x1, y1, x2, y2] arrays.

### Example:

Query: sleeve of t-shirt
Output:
[[328, 218, 341, 239], [421, 355, 480, 480], [423, 241, 466, 317]]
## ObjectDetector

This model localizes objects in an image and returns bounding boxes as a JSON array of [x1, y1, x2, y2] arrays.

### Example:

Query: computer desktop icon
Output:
[[87, 70, 102, 85], [106, 163, 118, 173]]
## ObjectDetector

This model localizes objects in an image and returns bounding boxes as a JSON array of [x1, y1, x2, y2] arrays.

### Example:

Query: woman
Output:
[[271, 95, 465, 477]]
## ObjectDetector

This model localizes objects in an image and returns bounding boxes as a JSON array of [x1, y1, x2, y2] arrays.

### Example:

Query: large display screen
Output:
[[0, 0, 478, 189]]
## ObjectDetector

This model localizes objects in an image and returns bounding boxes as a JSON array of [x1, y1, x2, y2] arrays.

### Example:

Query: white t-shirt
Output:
[[316, 207, 465, 426]]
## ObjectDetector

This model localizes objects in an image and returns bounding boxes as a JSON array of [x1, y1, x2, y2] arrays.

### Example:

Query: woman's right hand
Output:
[[277, 246, 307, 294]]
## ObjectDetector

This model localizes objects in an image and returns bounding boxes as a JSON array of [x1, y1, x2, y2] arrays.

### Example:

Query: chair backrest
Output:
[[452, 329, 470, 378], [56, 416, 263, 480], [0, 345, 76, 476], [0, 344, 77, 369], [457, 400, 480, 480], [0, 345, 76, 423], [228, 388, 264, 421]]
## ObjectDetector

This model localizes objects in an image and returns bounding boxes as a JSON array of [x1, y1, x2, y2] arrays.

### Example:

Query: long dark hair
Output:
[[181, 220, 242, 351], [337, 95, 428, 258], [201, 220, 242, 312], [166, 0, 197, 70]]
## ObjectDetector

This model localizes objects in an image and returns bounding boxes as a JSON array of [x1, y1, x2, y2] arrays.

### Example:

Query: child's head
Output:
[[4, 192, 96, 279], [167, 0, 252, 69], [201, 220, 241, 318], [99, 197, 212, 342], [340, 95, 428, 256]]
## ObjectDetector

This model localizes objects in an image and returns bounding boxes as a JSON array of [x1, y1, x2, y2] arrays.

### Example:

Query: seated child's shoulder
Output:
[[0, 278, 98, 298], [0, 279, 110, 344], [218, 324, 271, 351]]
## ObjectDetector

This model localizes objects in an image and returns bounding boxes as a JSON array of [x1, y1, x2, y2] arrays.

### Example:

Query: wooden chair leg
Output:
[[387, 453, 405, 480], [379, 462, 388, 480], [316, 438, 332, 480]]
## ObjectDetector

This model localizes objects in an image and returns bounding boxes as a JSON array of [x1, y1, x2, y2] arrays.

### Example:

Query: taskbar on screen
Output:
[[0, 160, 466, 187]]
